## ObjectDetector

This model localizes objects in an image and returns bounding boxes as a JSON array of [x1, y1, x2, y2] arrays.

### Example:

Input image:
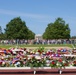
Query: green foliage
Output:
[[0, 26, 2, 34], [43, 17, 70, 39], [71, 36, 76, 39], [0, 33, 8, 40], [28, 30, 35, 39], [4, 17, 35, 39], [25, 57, 46, 67], [37, 46, 45, 52], [0, 26, 6, 39]]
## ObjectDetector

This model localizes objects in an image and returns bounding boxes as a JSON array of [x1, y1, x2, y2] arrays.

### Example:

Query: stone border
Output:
[[0, 67, 76, 69]]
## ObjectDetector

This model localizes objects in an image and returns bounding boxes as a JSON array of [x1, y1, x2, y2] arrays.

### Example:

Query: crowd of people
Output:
[[0, 39, 76, 45]]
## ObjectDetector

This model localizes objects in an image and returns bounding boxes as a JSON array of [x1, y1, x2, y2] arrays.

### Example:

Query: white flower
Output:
[[1, 57, 4, 59], [16, 62, 20, 65], [56, 62, 60, 66], [60, 64, 62, 66], [46, 63, 50, 66], [35, 56, 41, 60], [62, 60, 65, 63], [14, 62, 20, 67], [46, 60, 50, 66], [28, 55, 33, 59], [2, 62, 5, 65], [32, 52, 35, 54], [14, 64, 17, 67], [28, 57, 31, 60], [35, 52, 39, 55], [30, 51, 33, 53], [46, 60, 50, 63], [13, 51, 16, 54], [37, 61, 39, 63], [23, 51, 26, 54]]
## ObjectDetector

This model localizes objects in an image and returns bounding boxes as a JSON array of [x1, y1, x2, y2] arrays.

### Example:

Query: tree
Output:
[[0, 26, 2, 34], [28, 30, 35, 39], [71, 36, 76, 39], [0, 26, 4, 39], [4, 17, 35, 39], [43, 17, 70, 39]]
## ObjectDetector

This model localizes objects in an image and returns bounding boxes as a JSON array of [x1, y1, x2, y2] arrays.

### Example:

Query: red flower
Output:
[[64, 63, 68, 66], [58, 58, 62, 62], [52, 61, 55, 65], [0, 62, 2, 65], [38, 50, 42, 54], [38, 50, 41, 52], [73, 61, 76, 64]]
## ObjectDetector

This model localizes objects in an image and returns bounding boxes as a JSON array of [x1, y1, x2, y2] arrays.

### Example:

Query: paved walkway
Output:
[[0, 68, 76, 75]]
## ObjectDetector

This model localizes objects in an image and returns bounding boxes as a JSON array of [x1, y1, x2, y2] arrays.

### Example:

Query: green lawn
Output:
[[0, 44, 73, 49]]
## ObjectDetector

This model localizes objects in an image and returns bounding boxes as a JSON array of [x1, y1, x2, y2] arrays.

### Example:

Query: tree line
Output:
[[0, 17, 74, 40]]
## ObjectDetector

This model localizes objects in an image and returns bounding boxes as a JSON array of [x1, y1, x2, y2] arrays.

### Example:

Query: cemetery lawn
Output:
[[0, 44, 73, 49]]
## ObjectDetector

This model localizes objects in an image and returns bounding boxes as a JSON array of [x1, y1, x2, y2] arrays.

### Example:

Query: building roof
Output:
[[35, 34, 42, 36]]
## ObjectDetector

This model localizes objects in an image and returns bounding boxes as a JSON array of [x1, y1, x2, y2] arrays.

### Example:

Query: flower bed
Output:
[[0, 47, 76, 68]]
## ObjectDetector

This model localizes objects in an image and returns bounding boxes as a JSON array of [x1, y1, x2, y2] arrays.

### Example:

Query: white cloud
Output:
[[0, 9, 49, 19]]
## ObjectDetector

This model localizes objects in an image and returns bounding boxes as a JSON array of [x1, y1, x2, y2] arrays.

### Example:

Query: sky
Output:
[[0, 0, 76, 36]]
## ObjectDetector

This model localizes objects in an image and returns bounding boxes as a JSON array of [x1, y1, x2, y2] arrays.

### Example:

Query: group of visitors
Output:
[[0, 39, 76, 45]]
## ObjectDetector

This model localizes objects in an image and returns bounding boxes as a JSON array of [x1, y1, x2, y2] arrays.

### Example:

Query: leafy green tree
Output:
[[0, 26, 4, 39], [0, 26, 2, 34], [43, 17, 70, 39], [71, 36, 76, 39], [4, 17, 35, 39], [0, 33, 7, 40], [28, 30, 35, 39]]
